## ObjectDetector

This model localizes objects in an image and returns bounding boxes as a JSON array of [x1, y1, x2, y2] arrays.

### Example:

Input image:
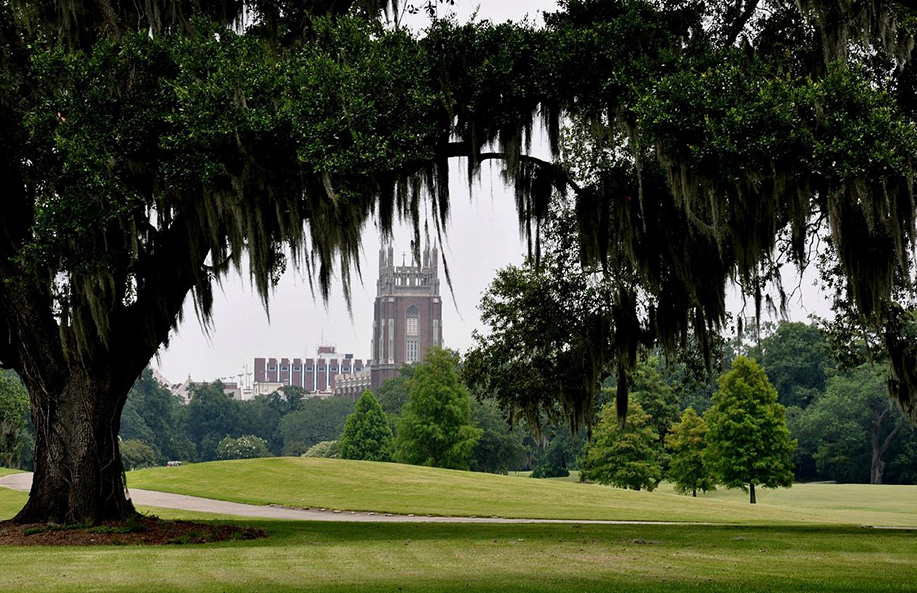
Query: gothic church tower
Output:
[[370, 241, 442, 389]]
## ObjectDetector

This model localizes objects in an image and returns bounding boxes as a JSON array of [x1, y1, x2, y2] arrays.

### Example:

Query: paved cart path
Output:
[[0, 472, 706, 525]]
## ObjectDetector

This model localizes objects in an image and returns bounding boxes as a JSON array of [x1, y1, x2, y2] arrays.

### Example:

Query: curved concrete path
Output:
[[0, 472, 703, 525]]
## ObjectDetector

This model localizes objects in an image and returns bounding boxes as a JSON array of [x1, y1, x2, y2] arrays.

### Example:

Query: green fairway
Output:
[[0, 520, 914, 592], [657, 481, 917, 517], [127, 457, 917, 527]]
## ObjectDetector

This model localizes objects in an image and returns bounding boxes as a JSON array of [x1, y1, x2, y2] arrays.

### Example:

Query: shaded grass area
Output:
[[129, 458, 917, 527], [0, 520, 914, 592]]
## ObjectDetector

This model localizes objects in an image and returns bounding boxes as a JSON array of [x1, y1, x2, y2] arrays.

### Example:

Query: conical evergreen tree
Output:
[[339, 391, 393, 462]]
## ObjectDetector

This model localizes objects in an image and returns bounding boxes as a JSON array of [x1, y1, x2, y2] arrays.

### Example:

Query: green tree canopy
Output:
[[302, 440, 341, 458], [757, 321, 834, 409], [278, 396, 355, 452], [340, 391, 394, 462], [470, 398, 526, 474], [629, 357, 680, 450], [119, 439, 157, 471], [796, 365, 908, 484], [395, 348, 481, 470], [582, 401, 662, 491], [183, 381, 243, 461], [705, 356, 796, 503], [665, 408, 716, 497]]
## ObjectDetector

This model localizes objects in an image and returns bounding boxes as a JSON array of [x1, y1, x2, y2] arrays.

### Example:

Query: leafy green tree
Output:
[[581, 401, 662, 491], [183, 382, 243, 461], [757, 321, 834, 409], [373, 365, 414, 435], [464, 201, 618, 435], [630, 357, 680, 452], [120, 439, 158, 471], [238, 393, 287, 455], [470, 398, 525, 474], [395, 348, 482, 470], [796, 366, 908, 484], [340, 391, 393, 462], [278, 396, 355, 451], [0, 370, 28, 469], [215, 435, 272, 460], [705, 357, 796, 503], [666, 408, 716, 497]]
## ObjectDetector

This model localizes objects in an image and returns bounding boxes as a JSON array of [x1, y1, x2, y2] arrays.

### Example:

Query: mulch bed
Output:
[[0, 516, 268, 546]]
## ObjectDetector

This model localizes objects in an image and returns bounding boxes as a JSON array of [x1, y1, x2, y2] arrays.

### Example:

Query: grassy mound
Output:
[[127, 457, 917, 527]]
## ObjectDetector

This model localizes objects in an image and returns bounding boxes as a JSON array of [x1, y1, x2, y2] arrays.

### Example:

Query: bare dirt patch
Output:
[[0, 516, 267, 546]]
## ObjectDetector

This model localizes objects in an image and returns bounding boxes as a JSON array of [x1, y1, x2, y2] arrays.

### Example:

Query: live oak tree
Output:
[[705, 357, 796, 503], [3, 0, 917, 524], [339, 391, 394, 462], [665, 408, 716, 497], [1, 0, 487, 524]]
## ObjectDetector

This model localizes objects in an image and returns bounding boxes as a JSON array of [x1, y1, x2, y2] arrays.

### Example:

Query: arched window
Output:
[[405, 305, 419, 362]]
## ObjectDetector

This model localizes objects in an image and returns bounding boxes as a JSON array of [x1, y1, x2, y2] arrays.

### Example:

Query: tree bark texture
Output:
[[14, 366, 136, 524], [749, 483, 756, 504]]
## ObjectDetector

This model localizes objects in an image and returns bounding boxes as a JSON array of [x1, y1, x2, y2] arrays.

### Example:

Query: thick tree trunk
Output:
[[749, 483, 756, 504], [13, 367, 135, 524]]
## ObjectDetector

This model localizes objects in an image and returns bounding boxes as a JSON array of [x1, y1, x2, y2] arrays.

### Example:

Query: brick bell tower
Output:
[[370, 241, 443, 390]]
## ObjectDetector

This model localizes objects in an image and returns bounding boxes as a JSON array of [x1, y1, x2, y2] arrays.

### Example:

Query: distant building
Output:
[[248, 242, 443, 398], [334, 368, 372, 398], [370, 242, 442, 390], [252, 346, 366, 397]]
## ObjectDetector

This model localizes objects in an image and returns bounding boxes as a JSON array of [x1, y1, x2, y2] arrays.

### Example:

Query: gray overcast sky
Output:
[[153, 0, 829, 385]]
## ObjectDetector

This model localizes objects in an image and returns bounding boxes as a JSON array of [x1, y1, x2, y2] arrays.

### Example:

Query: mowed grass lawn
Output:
[[0, 507, 915, 592], [2, 461, 917, 592], [128, 457, 917, 527]]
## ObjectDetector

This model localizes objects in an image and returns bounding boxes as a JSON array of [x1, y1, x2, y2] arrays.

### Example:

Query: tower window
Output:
[[406, 305, 420, 362], [406, 305, 419, 336]]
